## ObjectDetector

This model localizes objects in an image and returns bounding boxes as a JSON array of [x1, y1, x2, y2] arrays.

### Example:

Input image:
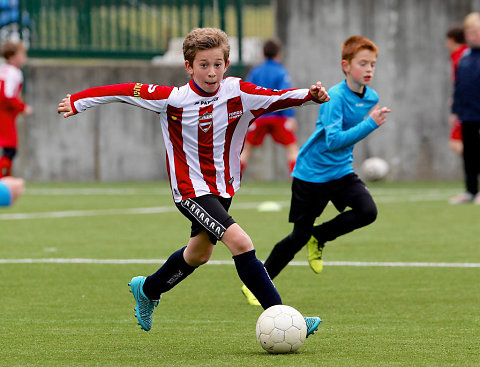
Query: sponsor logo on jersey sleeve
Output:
[[133, 83, 143, 98]]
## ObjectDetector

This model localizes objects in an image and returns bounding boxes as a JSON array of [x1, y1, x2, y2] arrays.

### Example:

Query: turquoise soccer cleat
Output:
[[304, 316, 322, 338], [128, 276, 159, 331]]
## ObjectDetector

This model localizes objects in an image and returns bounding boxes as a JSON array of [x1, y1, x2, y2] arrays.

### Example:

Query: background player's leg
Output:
[[284, 143, 298, 174], [0, 148, 17, 178], [263, 218, 315, 279], [312, 192, 377, 243], [0, 156, 12, 178], [462, 121, 480, 196]]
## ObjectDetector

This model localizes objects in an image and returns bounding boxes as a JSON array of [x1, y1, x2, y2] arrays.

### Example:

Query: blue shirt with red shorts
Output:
[[246, 59, 296, 146]]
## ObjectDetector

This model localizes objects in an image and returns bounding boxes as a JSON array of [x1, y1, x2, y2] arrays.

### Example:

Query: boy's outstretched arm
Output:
[[309, 82, 330, 103], [57, 94, 74, 118]]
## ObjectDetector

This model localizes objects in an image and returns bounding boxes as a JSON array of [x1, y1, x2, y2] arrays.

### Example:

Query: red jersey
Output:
[[450, 45, 469, 81], [0, 63, 25, 147], [70, 77, 319, 202]]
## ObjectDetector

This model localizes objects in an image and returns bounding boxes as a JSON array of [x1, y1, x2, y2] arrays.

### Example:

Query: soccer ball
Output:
[[256, 305, 307, 354], [361, 157, 389, 181]]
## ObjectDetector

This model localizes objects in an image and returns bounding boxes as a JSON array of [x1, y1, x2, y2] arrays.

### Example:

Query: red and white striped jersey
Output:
[[71, 77, 319, 202], [0, 63, 25, 147]]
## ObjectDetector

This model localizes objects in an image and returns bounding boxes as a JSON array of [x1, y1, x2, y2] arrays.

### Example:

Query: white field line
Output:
[[0, 187, 462, 221], [24, 187, 461, 197], [0, 206, 178, 220], [0, 201, 290, 220], [0, 258, 478, 268]]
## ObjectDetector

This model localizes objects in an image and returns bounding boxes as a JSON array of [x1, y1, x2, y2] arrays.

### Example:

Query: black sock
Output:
[[264, 232, 308, 279], [233, 249, 282, 309], [142, 246, 197, 300], [263, 235, 297, 280]]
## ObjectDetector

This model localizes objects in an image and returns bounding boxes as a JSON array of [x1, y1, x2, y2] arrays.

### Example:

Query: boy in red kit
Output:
[[240, 39, 299, 175], [0, 40, 33, 178], [58, 28, 329, 337]]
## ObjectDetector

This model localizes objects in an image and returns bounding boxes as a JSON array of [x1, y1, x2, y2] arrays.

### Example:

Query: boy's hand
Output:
[[23, 105, 33, 116], [449, 113, 459, 128], [57, 94, 74, 118], [310, 82, 330, 103], [370, 106, 391, 126]]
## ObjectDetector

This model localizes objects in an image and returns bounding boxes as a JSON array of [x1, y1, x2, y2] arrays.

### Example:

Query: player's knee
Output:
[[185, 247, 213, 266], [192, 252, 211, 266], [226, 232, 254, 254], [359, 204, 377, 226]]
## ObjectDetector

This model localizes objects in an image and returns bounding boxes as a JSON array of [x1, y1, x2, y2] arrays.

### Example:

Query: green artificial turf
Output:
[[0, 181, 478, 366]]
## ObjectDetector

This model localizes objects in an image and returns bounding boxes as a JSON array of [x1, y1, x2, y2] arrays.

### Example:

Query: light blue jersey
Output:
[[0, 180, 12, 207], [293, 80, 379, 183]]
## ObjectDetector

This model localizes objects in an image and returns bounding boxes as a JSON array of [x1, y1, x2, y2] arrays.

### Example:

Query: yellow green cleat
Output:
[[307, 235, 325, 274], [241, 284, 261, 306]]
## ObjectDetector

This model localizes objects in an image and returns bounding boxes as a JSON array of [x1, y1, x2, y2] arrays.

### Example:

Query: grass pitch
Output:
[[0, 181, 479, 366]]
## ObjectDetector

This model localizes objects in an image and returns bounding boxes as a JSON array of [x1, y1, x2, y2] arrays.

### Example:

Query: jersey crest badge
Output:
[[198, 111, 213, 133]]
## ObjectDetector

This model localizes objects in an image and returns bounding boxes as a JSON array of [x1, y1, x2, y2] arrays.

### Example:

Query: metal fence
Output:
[[12, 0, 273, 60]]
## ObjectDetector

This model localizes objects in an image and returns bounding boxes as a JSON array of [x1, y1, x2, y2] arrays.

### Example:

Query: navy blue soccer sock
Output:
[[233, 249, 282, 309], [142, 246, 197, 300]]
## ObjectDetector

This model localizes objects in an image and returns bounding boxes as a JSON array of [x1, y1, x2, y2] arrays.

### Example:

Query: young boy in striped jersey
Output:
[[242, 35, 391, 305], [0, 40, 33, 178], [57, 28, 329, 335]]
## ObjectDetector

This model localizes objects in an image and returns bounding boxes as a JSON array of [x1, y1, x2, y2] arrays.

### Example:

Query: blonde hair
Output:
[[1, 40, 25, 60], [341, 35, 378, 63], [464, 12, 480, 29], [183, 28, 230, 65]]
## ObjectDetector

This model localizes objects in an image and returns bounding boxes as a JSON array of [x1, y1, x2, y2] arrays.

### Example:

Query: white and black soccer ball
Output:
[[256, 305, 307, 354], [361, 157, 389, 181]]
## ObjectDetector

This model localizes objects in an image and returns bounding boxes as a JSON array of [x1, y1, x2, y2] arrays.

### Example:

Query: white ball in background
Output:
[[361, 157, 389, 181]]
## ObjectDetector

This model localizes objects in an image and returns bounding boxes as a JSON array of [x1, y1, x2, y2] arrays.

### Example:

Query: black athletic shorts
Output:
[[289, 173, 372, 223], [176, 194, 236, 244]]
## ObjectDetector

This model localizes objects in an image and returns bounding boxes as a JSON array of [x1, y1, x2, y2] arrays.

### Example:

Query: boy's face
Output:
[[9, 48, 27, 68], [185, 47, 229, 93], [445, 37, 460, 53], [465, 24, 480, 47], [342, 49, 377, 86]]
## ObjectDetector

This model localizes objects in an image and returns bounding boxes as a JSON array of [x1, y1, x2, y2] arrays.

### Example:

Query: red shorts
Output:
[[450, 121, 462, 141], [246, 116, 296, 146]]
